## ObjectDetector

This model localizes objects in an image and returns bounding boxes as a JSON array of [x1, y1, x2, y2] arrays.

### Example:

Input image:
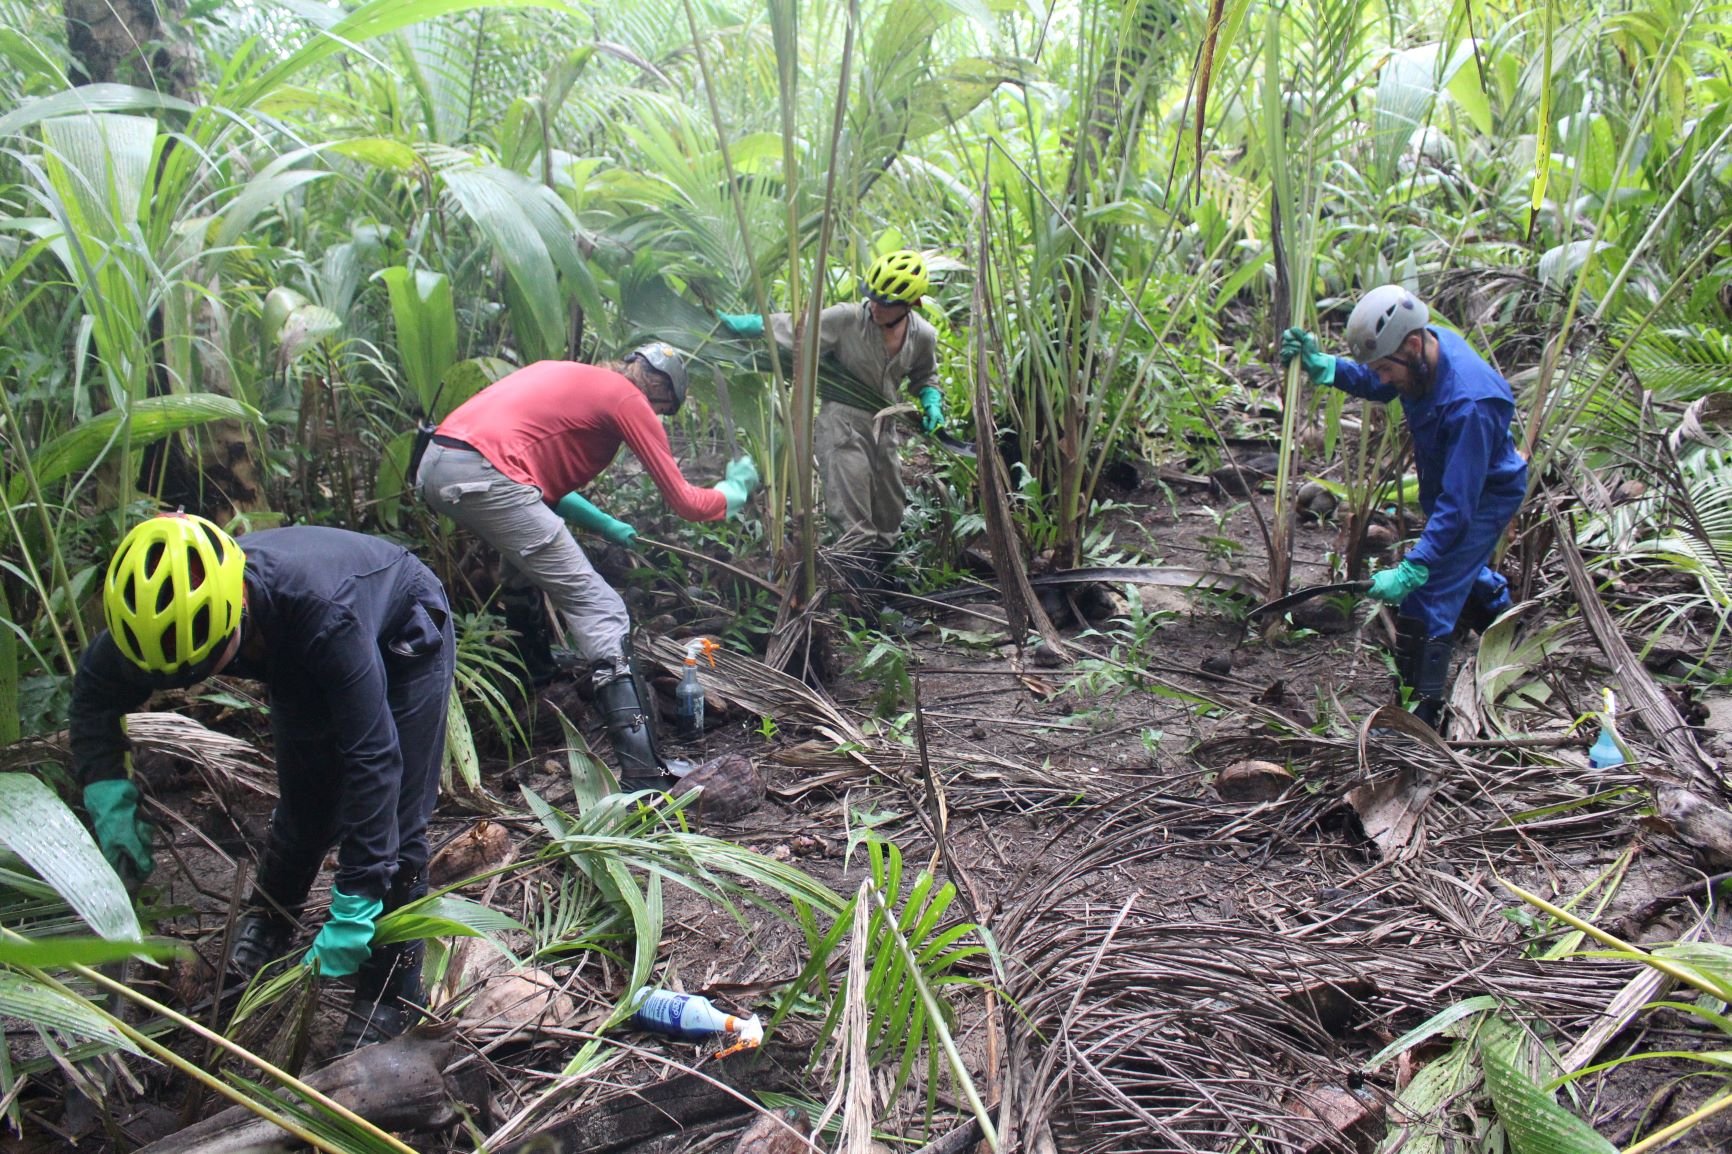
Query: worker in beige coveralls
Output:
[[717, 250, 944, 590]]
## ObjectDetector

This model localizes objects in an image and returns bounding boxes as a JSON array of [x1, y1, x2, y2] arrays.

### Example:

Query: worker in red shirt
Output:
[[416, 344, 758, 789]]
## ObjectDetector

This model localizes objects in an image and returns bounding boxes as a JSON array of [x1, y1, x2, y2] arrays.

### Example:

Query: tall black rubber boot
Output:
[[228, 839, 322, 982], [1410, 636, 1456, 730], [501, 588, 560, 686], [338, 940, 426, 1051], [1391, 614, 1427, 700], [339, 869, 428, 1052], [592, 642, 671, 792]]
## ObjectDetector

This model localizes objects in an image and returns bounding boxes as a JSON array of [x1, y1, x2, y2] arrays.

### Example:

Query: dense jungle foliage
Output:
[[3, 0, 1731, 1150]]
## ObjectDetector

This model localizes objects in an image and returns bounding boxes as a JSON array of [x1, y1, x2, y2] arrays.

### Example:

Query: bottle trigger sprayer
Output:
[[631, 988, 763, 1052], [676, 638, 720, 736], [1588, 687, 1625, 769]]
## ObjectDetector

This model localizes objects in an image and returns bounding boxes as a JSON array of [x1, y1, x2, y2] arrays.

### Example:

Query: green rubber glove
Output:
[[714, 454, 761, 516], [1368, 560, 1430, 604], [1280, 327, 1337, 385], [917, 385, 946, 433], [303, 887, 382, 979], [555, 491, 636, 547], [717, 312, 765, 338], [83, 779, 155, 881]]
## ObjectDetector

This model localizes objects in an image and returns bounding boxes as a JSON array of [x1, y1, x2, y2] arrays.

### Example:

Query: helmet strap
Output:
[[868, 297, 911, 330], [1392, 350, 1433, 398]]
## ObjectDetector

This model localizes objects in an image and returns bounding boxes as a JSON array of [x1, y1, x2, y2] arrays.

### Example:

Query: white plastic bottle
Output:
[[631, 987, 763, 1046]]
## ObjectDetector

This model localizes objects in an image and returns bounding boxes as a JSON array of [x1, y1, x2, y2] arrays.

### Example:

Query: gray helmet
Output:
[[1344, 285, 1430, 363], [629, 342, 688, 409]]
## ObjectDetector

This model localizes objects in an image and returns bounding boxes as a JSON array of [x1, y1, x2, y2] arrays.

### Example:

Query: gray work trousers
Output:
[[815, 402, 905, 552], [416, 442, 630, 669]]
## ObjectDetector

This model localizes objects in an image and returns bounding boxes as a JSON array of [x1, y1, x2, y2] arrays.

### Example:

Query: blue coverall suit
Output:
[[1331, 327, 1528, 638]]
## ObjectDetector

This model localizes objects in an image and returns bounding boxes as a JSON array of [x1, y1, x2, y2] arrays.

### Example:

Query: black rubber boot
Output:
[[1391, 614, 1427, 700], [338, 868, 428, 1051], [227, 840, 322, 982], [338, 940, 425, 1051], [1410, 636, 1456, 730], [592, 644, 672, 791]]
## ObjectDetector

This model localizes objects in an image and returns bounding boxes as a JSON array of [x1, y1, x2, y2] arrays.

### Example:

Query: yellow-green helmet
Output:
[[104, 513, 245, 675], [864, 250, 929, 304]]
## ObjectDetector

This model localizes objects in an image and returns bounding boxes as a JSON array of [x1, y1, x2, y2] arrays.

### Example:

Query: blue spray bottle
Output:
[[1588, 688, 1625, 769]]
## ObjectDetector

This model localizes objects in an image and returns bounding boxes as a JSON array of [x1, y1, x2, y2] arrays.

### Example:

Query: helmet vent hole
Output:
[[191, 604, 210, 648], [155, 579, 176, 615]]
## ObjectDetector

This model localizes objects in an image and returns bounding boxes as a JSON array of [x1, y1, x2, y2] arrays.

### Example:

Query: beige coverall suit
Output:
[[767, 302, 939, 552]]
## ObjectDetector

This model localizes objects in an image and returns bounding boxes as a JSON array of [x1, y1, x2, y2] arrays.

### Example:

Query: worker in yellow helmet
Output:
[[718, 249, 945, 591], [69, 513, 454, 1051]]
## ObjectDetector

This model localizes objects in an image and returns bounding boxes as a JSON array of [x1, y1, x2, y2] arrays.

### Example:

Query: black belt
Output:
[[431, 433, 478, 451]]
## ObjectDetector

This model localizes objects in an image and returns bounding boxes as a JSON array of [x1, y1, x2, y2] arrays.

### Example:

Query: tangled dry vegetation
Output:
[[10, 517, 1729, 1154]]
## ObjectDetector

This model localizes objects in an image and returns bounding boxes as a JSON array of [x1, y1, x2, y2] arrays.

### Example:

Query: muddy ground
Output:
[[23, 457, 1732, 1153]]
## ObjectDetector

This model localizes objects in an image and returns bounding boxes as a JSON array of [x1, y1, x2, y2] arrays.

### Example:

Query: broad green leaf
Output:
[[1378, 1040, 1478, 1154], [378, 266, 458, 413], [213, 155, 332, 248], [436, 357, 511, 420], [1652, 942, 1732, 997], [441, 164, 587, 362], [1482, 1040, 1617, 1154], [328, 136, 421, 172], [1367, 996, 1503, 1071], [0, 85, 193, 139], [233, 0, 572, 109], [0, 972, 140, 1053], [373, 895, 525, 965], [1374, 45, 1440, 187], [1444, 43, 1494, 135], [0, 774, 140, 942], [10, 393, 260, 505], [41, 113, 156, 233]]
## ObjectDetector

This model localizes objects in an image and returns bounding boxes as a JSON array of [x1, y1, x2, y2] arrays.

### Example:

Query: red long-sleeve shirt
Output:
[[438, 361, 725, 521]]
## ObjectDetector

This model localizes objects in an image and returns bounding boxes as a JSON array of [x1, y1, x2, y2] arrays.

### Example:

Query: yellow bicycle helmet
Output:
[[864, 250, 929, 304], [104, 512, 245, 675]]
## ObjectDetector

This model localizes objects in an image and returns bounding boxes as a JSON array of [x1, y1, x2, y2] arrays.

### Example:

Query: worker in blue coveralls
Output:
[[1281, 285, 1527, 728]]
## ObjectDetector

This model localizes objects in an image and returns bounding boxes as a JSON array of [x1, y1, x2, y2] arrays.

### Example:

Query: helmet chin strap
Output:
[[1392, 334, 1435, 398], [1393, 354, 1431, 397]]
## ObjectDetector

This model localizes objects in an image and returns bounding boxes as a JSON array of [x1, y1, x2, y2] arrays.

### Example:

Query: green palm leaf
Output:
[[0, 84, 194, 138], [0, 972, 140, 1052], [0, 774, 139, 942], [8, 393, 261, 505], [378, 266, 459, 413], [233, 0, 571, 110], [439, 160, 592, 360], [1482, 1037, 1618, 1154]]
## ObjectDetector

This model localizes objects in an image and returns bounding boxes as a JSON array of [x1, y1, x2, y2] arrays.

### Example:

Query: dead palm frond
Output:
[[992, 804, 1652, 1154], [0, 711, 276, 799], [643, 632, 865, 746]]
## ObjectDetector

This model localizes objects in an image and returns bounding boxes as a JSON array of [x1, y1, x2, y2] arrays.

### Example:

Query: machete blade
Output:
[[1248, 580, 1373, 621]]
